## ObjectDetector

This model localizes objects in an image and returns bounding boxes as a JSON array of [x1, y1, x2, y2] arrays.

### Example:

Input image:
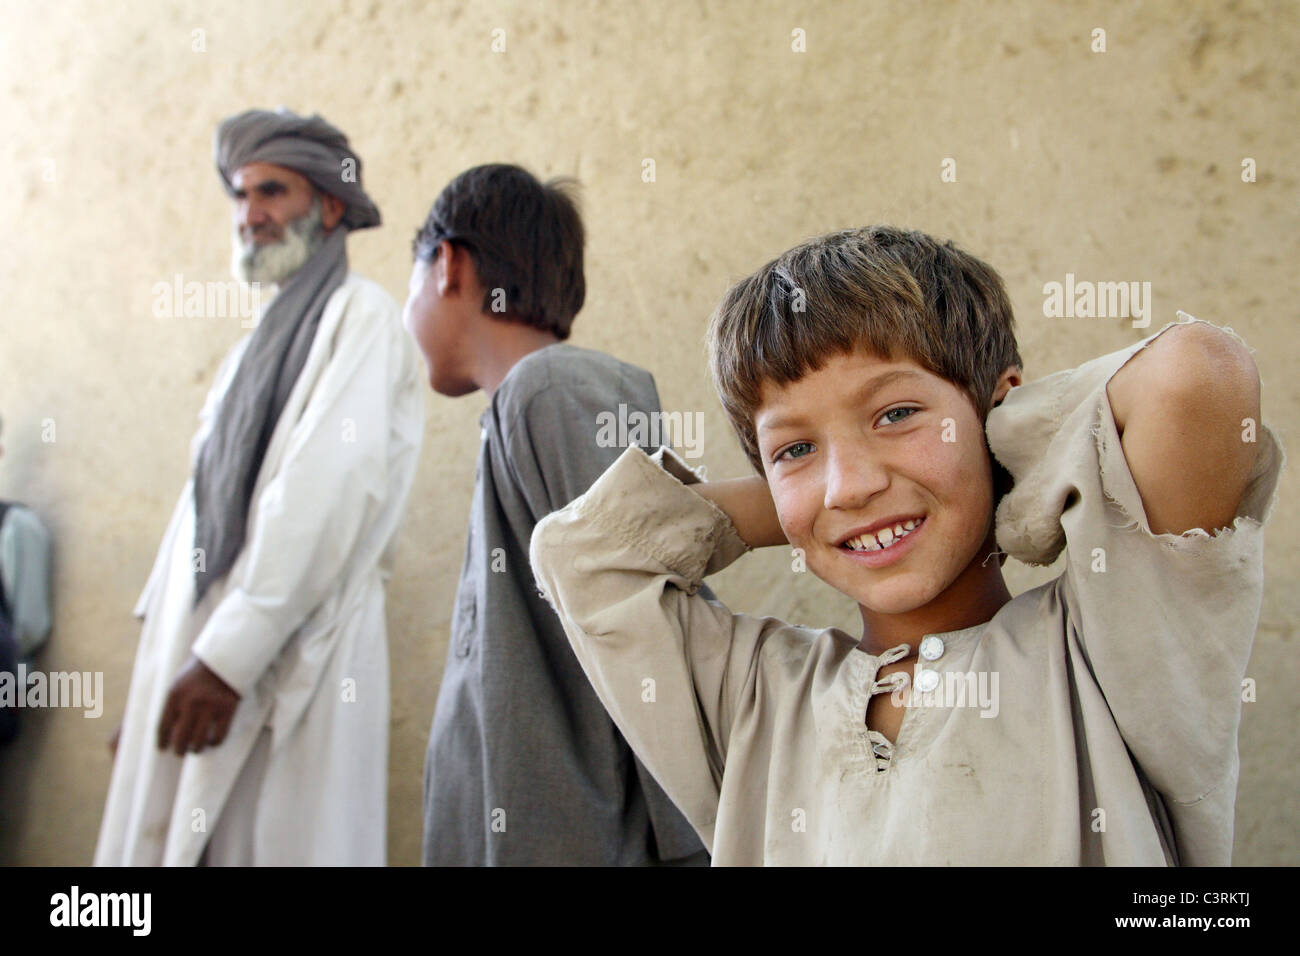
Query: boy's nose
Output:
[[823, 445, 888, 513]]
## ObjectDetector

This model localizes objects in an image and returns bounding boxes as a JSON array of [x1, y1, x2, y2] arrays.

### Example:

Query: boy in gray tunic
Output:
[[403, 164, 706, 865]]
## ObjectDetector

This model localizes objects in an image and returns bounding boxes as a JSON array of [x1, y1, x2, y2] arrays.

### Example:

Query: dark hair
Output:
[[707, 225, 1023, 474], [412, 164, 585, 339]]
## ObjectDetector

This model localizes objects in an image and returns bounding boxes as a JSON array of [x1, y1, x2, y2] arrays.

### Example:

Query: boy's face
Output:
[[403, 247, 481, 397], [755, 347, 1015, 617]]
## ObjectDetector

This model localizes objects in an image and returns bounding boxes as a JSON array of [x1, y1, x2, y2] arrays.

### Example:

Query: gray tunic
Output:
[[421, 343, 707, 865]]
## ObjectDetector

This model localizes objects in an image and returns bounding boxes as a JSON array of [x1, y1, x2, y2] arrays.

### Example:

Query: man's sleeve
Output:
[[986, 317, 1285, 805], [190, 291, 411, 695]]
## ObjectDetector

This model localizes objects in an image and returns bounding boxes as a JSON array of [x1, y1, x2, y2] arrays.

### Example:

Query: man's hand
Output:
[[156, 655, 241, 756]]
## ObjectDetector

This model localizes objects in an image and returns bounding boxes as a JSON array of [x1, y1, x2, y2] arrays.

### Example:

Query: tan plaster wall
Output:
[[0, 0, 1294, 864]]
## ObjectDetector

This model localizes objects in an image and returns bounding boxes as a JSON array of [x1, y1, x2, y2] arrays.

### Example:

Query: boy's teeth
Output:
[[846, 518, 922, 552]]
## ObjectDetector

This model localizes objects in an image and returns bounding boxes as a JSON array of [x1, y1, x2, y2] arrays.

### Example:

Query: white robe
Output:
[[95, 273, 425, 866]]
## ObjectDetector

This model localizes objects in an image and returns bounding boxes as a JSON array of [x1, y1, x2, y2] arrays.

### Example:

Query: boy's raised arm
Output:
[[529, 445, 770, 847], [1104, 320, 1261, 537], [987, 316, 1284, 827]]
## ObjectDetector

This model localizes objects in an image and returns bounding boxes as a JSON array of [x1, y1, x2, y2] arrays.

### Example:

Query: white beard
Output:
[[230, 197, 326, 286]]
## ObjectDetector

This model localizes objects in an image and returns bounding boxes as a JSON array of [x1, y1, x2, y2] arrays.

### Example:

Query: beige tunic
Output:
[[530, 318, 1284, 865]]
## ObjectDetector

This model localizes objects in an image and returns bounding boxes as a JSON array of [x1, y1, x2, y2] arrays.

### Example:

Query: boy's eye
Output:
[[877, 406, 918, 427], [774, 441, 814, 462]]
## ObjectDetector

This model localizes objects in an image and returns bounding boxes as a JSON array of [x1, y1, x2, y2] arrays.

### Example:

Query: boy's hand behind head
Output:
[[687, 473, 788, 550]]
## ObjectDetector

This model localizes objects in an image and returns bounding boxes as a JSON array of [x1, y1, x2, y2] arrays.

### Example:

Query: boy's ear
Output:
[[436, 239, 458, 297], [438, 241, 487, 309], [991, 365, 1023, 407]]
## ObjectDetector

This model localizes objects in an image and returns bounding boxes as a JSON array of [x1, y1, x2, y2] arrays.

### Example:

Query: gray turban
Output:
[[193, 108, 380, 608], [215, 107, 381, 230]]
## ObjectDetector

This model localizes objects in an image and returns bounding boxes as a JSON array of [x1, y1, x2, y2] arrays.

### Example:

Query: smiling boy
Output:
[[529, 225, 1284, 865]]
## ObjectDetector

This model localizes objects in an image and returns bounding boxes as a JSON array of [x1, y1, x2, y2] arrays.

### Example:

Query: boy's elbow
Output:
[[1158, 322, 1260, 412]]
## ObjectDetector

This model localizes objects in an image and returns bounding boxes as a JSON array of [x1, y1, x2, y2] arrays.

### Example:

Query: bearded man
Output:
[[94, 108, 425, 866]]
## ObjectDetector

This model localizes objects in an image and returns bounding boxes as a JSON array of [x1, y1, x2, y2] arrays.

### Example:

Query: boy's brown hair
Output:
[[413, 163, 585, 339], [707, 225, 1023, 473]]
